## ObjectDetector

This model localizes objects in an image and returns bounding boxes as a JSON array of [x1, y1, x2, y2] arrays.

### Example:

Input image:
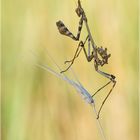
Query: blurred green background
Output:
[[2, 0, 138, 140]]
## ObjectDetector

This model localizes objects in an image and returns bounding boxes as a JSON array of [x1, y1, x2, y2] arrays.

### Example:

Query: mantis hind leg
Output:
[[96, 81, 116, 119], [94, 68, 116, 119]]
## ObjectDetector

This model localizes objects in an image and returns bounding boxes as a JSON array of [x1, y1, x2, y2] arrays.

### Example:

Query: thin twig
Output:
[[91, 103, 108, 140]]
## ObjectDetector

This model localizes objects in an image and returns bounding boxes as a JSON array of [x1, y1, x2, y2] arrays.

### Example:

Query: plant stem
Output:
[[91, 103, 108, 140]]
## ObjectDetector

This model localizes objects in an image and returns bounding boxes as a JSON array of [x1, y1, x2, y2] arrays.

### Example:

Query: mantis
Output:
[[56, 0, 116, 119]]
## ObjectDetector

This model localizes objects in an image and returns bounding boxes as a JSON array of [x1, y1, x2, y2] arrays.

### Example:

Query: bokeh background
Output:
[[2, 0, 138, 140]]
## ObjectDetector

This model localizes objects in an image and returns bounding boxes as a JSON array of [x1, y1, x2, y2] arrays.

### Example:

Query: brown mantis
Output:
[[56, 0, 116, 119]]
